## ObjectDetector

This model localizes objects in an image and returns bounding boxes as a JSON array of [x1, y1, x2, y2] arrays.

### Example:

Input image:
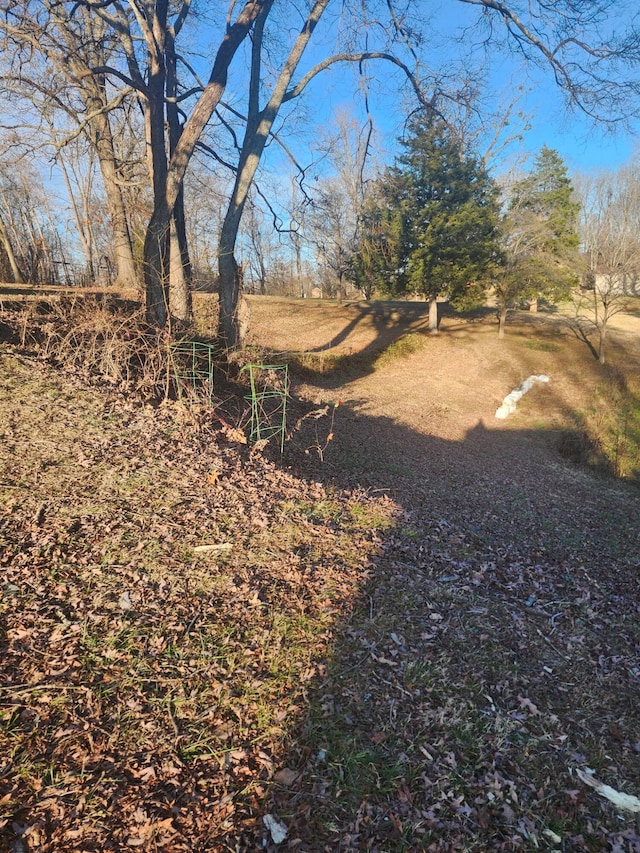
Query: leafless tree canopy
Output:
[[1, 0, 639, 342]]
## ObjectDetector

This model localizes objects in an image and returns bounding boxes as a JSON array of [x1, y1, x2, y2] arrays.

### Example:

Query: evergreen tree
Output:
[[497, 146, 581, 335], [349, 179, 408, 299], [511, 146, 580, 255], [351, 114, 502, 330]]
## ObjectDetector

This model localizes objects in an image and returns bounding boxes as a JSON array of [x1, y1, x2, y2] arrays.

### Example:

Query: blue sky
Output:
[[516, 90, 637, 174], [437, 1, 640, 176], [291, 2, 640, 182], [307, 70, 638, 184]]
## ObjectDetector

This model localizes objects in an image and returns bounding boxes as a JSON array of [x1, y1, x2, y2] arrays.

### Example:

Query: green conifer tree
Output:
[[351, 114, 502, 330], [497, 146, 581, 336]]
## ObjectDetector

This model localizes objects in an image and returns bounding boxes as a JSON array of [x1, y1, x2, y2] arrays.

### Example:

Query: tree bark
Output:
[[429, 296, 438, 333], [143, 0, 273, 329], [142, 0, 171, 326], [218, 221, 245, 348], [498, 303, 507, 338], [217, 0, 331, 348], [0, 214, 24, 283], [69, 14, 139, 291], [166, 24, 192, 323], [144, 209, 170, 326], [94, 129, 139, 290], [598, 323, 606, 364], [85, 83, 139, 289], [169, 214, 192, 323]]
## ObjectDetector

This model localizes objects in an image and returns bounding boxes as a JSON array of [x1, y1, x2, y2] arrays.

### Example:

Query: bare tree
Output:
[[576, 164, 640, 364], [4, 0, 640, 345], [214, 0, 640, 345], [214, 2, 432, 345], [0, 3, 139, 289], [0, 163, 64, 285], [0, 211, 24, 283], [306, 111, 375, 302]]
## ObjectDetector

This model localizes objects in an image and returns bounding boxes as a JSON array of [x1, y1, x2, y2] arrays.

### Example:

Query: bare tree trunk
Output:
[[598, 322, 606, 364], [294, 233, 303, 298], [144, 0, 271, 328], [169, 214, 191, 323], [218, 220, 245, 348], [97, 141, 139, 290], [498, 303, 507, 338], [217, 0, 331, 347], [144, 210, 170, 326], [429, 296, 438, 333], [82, 72, 139, 290], [166, 27, 192, 324], [0, 214, 24, 283], [55, 146, 95, 281]]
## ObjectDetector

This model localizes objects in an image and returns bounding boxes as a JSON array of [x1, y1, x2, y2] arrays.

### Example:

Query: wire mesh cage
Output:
[[242, 363, 289, 453], [168, 340, 216, 405]]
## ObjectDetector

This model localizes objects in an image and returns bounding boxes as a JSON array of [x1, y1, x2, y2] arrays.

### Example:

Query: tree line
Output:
[[347, 118, 640, 362], [1, 0, 640, 353]]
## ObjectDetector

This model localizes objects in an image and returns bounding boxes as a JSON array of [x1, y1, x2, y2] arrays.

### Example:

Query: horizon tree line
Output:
[[1, 0, 640, 349]]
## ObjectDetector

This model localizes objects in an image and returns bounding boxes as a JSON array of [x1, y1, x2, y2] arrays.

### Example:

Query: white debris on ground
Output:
[[263, 814, 288, 844], [575, 768, 640, 813], [495, 374, 550, 419]]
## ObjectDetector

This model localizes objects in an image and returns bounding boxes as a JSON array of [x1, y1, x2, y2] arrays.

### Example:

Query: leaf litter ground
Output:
[[0, 349, 392, 851], [2, 302, 640, 852]]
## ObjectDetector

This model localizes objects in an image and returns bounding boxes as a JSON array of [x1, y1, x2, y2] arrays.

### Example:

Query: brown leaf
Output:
[[274, 768, 299, 787], [370, 731, 388, 745]]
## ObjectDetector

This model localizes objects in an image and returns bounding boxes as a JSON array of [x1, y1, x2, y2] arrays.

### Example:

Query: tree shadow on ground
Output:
[[306, 301, 432, 353], [3, 300, 640, 852], [560, 313, 600, 361], [281, 302, 501, 388], [245, 393, 640, 851]]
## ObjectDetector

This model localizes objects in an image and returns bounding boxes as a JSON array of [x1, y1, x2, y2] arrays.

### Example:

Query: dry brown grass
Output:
[[239, 295, 640, 479]]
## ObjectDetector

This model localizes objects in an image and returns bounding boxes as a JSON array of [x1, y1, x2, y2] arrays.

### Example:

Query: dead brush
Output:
[[13, 295, 170, 399]]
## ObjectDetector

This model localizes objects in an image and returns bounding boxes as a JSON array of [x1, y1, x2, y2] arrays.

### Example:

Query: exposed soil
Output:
[[251, 297, 640, 851], [249, 296, 640, 439]]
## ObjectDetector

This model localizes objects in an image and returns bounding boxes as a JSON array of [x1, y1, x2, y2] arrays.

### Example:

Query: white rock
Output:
[[576, 768, 640, 813], [263, 814, 288, 844]]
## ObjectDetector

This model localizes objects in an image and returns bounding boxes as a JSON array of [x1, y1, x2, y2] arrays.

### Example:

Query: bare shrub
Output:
[[4, 295, 171, 399]]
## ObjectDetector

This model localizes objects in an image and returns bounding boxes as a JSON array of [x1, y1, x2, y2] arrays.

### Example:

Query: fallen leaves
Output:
[[0, 352, 395, 852], [2, 339, 640, 852]]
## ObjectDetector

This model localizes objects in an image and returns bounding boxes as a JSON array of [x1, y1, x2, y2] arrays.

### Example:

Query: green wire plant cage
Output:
[[242, 363, 289, 453], [168, 340, 216, 405]]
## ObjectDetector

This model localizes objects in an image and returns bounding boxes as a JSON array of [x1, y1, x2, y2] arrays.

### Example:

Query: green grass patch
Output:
[[520, 339, 562, 352], [374, 332, 426, 366], [285, 350, 353, 377], [563, 370, 640, 481]]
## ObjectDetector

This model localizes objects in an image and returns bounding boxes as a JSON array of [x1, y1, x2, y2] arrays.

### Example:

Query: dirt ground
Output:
[[248, 296, 640, 851], [247, 295, 640, 440]]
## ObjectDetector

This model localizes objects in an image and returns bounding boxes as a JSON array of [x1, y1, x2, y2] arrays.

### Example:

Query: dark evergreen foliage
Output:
[[496, 146, 581, 334], [350, 114, 502, 306]]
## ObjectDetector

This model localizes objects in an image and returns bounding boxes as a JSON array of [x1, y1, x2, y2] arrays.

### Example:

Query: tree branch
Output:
[[282, 51, 433, 110]]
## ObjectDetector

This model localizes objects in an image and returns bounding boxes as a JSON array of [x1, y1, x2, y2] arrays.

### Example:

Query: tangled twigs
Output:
[[290, 400, 341, 461]]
